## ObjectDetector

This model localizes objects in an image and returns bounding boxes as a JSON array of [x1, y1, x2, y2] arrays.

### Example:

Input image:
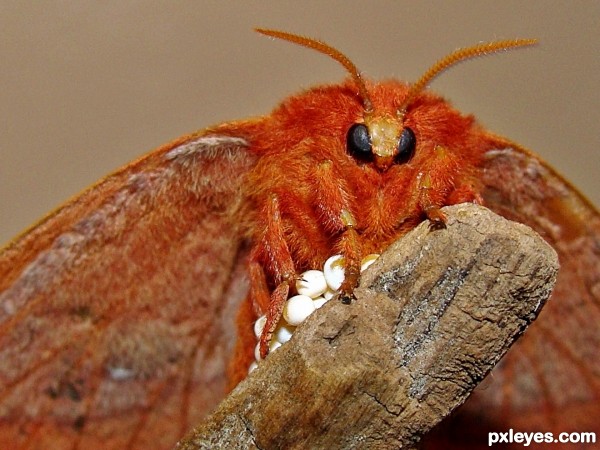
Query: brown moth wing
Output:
[[426, 139, 600, 448], [0, 126, 258, 449]]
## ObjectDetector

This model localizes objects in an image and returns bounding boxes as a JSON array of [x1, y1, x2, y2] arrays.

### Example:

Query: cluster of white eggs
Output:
[[249, 253, 380, 373]]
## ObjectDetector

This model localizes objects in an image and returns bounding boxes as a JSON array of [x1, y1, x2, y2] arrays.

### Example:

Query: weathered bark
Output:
[[176, 204, 559, 450]]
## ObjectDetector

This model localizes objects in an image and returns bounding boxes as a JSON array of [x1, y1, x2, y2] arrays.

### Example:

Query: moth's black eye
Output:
[[346, 123, 373, 162], [396, 127, 416, 164]]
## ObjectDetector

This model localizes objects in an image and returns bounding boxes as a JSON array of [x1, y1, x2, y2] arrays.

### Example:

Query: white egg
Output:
[[254, 342, 263, 362], [323, 288, 337, 300], [296, 270, 328, 298], [253, 315, 267, 338], [283, 294, 316, 326], [275, 323, 295, 343], [313, 297, 328, 309], [269, 340, 282, 353], [323, 254, 345, 291], [361, 254, 380, 272], [248, 361, 258, 374]]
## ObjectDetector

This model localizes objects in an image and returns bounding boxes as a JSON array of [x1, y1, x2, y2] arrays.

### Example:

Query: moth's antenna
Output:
[[398, 38, 538, 117], [256, 28, 373, 113]]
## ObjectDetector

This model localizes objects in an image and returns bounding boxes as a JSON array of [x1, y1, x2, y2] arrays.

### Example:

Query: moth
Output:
[[1, 29, 598, 449]]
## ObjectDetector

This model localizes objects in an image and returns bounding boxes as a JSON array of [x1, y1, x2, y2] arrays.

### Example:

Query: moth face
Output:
[[265, 80, 478, 195], [341, 83, 481, 177], [346, 115, 417, 171]]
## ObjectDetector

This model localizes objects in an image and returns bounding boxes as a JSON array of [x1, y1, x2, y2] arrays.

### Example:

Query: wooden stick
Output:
[[176, 204, 559, 450]]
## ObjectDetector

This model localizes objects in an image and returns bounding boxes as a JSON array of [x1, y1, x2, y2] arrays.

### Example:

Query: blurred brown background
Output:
[[1, 2, 598, 246]]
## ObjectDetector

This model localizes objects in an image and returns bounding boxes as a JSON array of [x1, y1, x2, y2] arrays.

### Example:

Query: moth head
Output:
[[256, 28, 536, 172]]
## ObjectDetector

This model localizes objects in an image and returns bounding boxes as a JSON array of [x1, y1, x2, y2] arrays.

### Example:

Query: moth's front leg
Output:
[[417, 145, 482, 228], [418, 171, 448, 228], [313, 161, 362, 300], [251, 194, 296, 358], [336, 226, 362, 303]]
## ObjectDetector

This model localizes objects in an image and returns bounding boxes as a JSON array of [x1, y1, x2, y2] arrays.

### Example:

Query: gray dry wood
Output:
[[176, 204, 559, 450]]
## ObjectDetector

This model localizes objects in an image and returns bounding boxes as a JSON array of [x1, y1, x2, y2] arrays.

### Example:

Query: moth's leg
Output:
[[252, 194, 295, 358], [258, 278, 289, 358], [228, 255, 289, 384], [248, 259, 270, 313], [418, 172, 448, 228], [337, 226, 361, 300], [312, 161, 362, 297], [416, 145, 481, 228]]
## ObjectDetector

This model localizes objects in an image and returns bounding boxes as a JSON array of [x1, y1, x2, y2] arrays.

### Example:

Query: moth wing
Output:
[[428, 142, 600, 447], [0, 128, 257, 449]]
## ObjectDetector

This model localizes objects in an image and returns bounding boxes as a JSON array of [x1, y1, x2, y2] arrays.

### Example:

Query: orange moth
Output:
[[0, 29, 598, 449]]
